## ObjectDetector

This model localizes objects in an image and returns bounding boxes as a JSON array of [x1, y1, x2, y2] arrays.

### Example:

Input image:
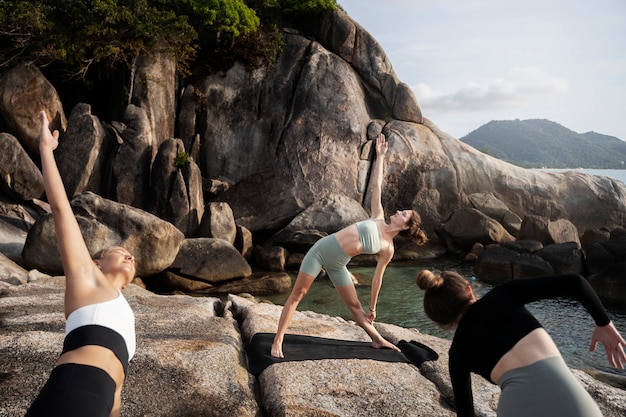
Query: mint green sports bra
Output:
[[355, 219, 383, 254]]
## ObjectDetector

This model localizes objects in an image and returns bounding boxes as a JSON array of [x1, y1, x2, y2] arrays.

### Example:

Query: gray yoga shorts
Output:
[[497, 356, 602, 417], [299, 234, 353, 287]]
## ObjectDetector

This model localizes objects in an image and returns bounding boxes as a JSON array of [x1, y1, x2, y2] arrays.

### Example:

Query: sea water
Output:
[[535, 168, 626, 185], [262, 256, 626, 376]]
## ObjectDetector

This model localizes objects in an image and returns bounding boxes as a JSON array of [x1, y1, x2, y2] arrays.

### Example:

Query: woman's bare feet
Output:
[[271, 342, 284, 358], [371, 339, 400, 352]]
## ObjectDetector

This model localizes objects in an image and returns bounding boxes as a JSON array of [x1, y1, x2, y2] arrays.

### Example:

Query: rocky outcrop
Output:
[[0, 9, 624, 270], [1, 277, 625, 417], [0, 279, 259, 417], [21, 192, 185, 276]]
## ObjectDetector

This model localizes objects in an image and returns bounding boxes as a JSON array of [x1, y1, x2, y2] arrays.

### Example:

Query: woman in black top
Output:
[[416, 271, 625, 417]]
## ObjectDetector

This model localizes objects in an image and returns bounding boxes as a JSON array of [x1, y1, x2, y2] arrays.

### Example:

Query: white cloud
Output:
[[413, 67, 569, 112], [594, 59, 626, 76]]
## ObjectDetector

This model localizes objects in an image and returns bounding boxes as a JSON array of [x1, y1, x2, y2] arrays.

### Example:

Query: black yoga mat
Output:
[[245, 332, 439, 377]]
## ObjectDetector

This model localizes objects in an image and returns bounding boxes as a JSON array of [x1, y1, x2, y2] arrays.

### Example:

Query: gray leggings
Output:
[[497, 356, 602, 417]]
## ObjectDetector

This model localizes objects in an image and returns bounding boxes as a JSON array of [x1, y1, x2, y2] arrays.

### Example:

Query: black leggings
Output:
[[25, 363, 116, 417]]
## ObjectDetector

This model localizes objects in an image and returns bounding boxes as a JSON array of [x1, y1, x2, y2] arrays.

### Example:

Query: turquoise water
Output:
[[262, 257, 626, 376], [535, 168, 626, 185]]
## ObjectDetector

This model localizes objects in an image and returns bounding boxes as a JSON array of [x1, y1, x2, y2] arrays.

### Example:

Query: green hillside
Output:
[[459, 119, 626, 168]]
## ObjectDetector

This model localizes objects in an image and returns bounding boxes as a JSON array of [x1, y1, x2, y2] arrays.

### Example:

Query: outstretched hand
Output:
[[375, 133, 387, 157], [590, 321, 626, 369], [38, 110, 59, 152]]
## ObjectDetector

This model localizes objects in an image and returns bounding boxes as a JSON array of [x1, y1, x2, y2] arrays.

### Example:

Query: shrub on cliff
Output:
[[0, 0, 338, 78]]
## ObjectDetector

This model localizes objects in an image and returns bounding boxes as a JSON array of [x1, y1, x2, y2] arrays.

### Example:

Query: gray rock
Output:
[[150, 138, 204, 236], [519, 215, 581, 246], [170, 238, 252, 283], [469, 192, 522, 236], [111, 104, 153, 210], [435, 208, 515, 254], [197, 202, 236, 244], [581, 229, 611, 251], [536, 241, 584, 275], [0, 64, 66, 157], [0, 133, 44, 201], [0, 252, 28, 285], [511, 252, 555, 278], [55, 103, 108, 198], [473, 246, 519, 283], [21, 191, 184, 276], [0, 279, 259, 417], [588, 262, 626, 309], [1, 280, 624, 416], [130, 43, 176, 149]]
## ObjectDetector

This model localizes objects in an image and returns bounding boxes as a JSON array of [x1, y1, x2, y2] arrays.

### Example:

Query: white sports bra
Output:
[[66, 291, 136, 361]]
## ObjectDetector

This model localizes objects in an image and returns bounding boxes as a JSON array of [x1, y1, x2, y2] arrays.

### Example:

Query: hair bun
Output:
[[416, 270, 443, 290]]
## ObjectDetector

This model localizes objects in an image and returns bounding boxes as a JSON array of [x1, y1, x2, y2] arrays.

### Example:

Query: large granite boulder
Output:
[[519, 215, 582, 246], [177, 9, 626, 240], [110, 105, 153, 210], [169, 238, 252, 283], [0, 64, 67, 157], [272, 193, 369, 253], [468, 192, 522, 236], [435, 208, 515, 254], [21, 192, 184, 276]]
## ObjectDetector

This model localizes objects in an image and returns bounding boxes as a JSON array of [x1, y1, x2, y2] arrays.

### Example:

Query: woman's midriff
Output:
[[56, 345, 125, 389], [490, 328, 562, 384], [334, 225, 363, 257]]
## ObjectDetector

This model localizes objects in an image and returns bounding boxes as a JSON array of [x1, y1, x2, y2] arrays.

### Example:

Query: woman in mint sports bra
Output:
[[26, 111, 136, 417], [271, 132, 428, 358]]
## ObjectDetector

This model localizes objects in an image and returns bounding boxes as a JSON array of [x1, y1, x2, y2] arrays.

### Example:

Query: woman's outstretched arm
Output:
[[369, 133, 387, 220], [39, 111, 98, 314]]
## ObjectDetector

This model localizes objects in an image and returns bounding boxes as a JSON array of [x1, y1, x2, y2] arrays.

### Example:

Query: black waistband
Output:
[[62, 325, 129, 375]]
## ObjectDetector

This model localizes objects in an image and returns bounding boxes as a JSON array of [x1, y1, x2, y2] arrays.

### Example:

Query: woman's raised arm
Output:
[[369, 133, 387, 220], [39, 111, 98, 304]]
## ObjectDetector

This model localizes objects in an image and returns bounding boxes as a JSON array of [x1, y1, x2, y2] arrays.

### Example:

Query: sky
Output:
[[339, 0, 626, 140]]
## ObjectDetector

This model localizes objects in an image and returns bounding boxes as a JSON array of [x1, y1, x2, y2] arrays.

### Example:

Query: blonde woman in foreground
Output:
[[26, 111, 136, 417], [416, 270, 625, 417]]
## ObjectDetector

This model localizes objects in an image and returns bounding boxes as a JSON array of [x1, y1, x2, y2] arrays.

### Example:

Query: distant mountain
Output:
[[459, 119, 626, 168]]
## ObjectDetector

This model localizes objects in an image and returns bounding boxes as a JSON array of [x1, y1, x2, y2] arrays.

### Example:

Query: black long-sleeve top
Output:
[[448, 274, 610, 417]]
